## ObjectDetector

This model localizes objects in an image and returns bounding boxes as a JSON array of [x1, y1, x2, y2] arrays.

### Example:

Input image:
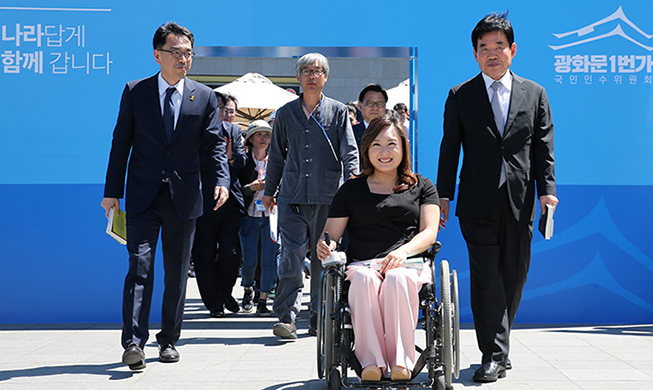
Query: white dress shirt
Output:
[[482, 71, 512, 127], [157, 73, 184, 130]]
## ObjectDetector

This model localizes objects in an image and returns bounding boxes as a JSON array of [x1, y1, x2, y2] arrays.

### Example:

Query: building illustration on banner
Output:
[[550, 6, 653, 50], [549, 6, 653, 85], [528, 197, 653, 321], [454, 195, 653, 322]]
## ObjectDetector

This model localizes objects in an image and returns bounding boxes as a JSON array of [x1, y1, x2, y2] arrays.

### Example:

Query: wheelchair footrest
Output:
[[412, 345, 436, 379], [342, 347, 363, 378]]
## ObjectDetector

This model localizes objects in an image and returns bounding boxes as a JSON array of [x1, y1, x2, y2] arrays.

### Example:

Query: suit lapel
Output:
[[504, 71, 526, 140], [470, 74, 501, 139], [169, 77, 196, 145]]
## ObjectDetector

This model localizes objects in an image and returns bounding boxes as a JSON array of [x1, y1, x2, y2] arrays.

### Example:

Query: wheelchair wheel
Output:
[[317, 269, 338, 380], [432, 368, 445, 390], [440, 260, 454, 389], [328, 367, 342, 390], [452, 269, 460, 380]]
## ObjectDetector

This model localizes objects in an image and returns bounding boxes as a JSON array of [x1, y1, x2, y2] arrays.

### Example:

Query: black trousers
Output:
[[459, 185, 532, 364], [122, 181, 196, 348], [192, 197, 242, 312]]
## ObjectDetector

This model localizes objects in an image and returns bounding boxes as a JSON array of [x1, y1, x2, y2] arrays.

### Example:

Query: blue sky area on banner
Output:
[[0, 1, 651, 186]]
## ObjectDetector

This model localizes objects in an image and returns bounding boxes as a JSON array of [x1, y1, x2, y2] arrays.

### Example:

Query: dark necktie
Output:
[[163, 87, 176, 141]]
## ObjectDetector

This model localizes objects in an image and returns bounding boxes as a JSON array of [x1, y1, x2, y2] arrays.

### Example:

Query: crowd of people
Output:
[[102, 11, 558, 386]]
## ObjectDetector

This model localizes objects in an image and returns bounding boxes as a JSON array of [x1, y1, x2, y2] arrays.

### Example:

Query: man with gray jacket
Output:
[[263, 53, 359, 339]]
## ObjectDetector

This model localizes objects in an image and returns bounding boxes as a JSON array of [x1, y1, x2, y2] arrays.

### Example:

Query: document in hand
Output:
[[365, 257, 425, 271], [106, 207, 127, 245], [538, 203, 554, 240], [269, 204, 278, 243]]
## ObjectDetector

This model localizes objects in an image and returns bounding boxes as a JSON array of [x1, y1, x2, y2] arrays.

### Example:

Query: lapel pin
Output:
[[190, 95, 194, 101]]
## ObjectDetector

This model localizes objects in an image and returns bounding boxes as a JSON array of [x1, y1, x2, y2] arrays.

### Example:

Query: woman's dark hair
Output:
[[359, 111, 417, 192]]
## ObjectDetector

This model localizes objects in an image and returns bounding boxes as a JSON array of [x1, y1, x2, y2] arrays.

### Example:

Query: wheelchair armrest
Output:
[[424, 241, 441, 259]]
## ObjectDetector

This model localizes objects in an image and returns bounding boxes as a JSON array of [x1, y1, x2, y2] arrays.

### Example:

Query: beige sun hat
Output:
[[245, 120, 272, 144]]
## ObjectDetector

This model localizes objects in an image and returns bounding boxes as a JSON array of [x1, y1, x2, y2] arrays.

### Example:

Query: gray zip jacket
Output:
[[264, 94, 359, 205]]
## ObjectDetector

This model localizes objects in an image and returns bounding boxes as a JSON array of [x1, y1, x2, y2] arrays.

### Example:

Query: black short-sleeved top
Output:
[[328, 174, 440, 262]]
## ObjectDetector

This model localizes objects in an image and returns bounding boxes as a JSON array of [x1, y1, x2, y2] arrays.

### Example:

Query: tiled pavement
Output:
[[1, 278, 651, 389]]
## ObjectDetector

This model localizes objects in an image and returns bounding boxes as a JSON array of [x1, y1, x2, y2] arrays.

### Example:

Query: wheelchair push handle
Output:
[[324, 231, 331, 245]]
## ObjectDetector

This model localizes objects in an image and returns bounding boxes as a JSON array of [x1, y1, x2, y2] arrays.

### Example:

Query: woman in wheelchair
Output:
[[317, 111, 441, 384]]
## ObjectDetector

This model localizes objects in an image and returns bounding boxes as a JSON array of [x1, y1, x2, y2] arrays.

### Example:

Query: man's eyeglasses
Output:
[[158, 49, 195, 59], [222, 108, 236, 115], [363, 101, 386, 109], [300, 69, 325, 77]]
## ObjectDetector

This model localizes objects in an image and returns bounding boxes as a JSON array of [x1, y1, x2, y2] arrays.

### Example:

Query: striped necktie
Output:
[[490, 81, 505, 136]]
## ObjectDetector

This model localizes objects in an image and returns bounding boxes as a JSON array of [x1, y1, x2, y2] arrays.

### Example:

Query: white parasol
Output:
[[214, 72, 298, 131]]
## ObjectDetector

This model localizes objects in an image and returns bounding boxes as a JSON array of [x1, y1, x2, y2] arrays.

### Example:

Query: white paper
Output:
[[269, 205, 278, 243]]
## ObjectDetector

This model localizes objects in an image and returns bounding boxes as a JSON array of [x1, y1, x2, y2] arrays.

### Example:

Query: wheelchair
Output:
[[317, 242, 460, 390]]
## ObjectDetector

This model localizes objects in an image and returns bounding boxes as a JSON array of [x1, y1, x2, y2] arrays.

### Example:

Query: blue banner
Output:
[[1, 1, 651, 324]]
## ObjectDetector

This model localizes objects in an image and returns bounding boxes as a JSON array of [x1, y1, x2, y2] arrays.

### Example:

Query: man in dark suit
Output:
[[192, 92, 246, 318], [101, 22, 230, 370], [436, 12, 558, 382], [352, 84, 387, 153]]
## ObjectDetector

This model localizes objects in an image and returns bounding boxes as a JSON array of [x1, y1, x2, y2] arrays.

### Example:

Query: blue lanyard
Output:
[[303, 97, 338, 161], [304, 97, 325, 133]]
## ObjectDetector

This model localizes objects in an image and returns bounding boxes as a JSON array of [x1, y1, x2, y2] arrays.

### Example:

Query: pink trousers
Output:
[[346, 262, 432, 374]]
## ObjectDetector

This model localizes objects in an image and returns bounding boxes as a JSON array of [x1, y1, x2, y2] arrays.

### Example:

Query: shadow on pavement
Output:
[[0, 362, 143, 382]]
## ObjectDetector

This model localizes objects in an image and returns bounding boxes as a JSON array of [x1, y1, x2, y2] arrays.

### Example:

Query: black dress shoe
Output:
[[128, 360, 146, 370], [504, 359, 512, 370], [473, 362, 506, 383], [225, 296, 240, 313], [210, 303, 225, 318], [159, 344, 180, 363], [122, 343, 146, 370]]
